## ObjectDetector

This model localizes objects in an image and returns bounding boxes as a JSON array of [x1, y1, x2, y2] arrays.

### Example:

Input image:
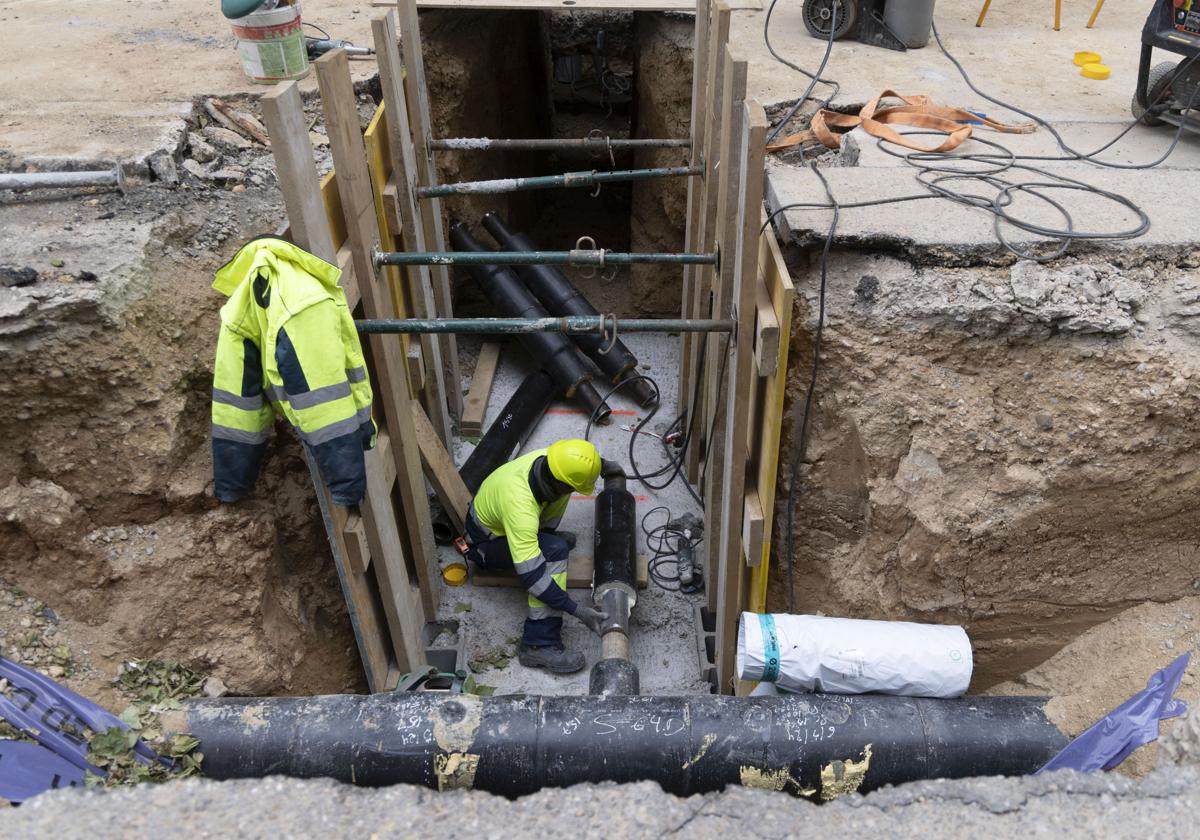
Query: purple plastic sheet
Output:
[[1037, 651, 1191, 774], [0, 740, 85, 804], [0, 655, 159, 802]]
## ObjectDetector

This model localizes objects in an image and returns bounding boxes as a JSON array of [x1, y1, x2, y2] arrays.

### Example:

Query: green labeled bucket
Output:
[[229, 2, 309, 84]]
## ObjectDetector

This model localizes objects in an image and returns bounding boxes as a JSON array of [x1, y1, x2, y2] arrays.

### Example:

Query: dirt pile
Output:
[[0, 145, 359, 697], [769, 250, 1200, 686], [989, 596, 1200, 777]]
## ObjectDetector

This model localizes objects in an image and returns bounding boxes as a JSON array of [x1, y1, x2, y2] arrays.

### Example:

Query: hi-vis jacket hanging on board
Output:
[[210, 236, 376, 506]]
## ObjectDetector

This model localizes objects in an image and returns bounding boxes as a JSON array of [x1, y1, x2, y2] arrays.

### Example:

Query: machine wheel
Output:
[[802, 0, 857, 41], [1132, 61, 1179, 126]]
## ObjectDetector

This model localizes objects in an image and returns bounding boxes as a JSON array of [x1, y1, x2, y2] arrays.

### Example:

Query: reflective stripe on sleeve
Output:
[[346, 366, 367, 383], [297, 405, 373, 447], [513, 552, 546, 575], [212, 389, 266, 411], [287, 380, 353, 410], [527, 606, 561, 620], [526, 572, 554, 598]]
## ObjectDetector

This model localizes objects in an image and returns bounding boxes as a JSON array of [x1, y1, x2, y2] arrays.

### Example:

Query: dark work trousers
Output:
[[464, 514, 571, 647]]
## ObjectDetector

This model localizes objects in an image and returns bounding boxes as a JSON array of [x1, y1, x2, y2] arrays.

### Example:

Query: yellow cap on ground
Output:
[[1081, 63, 1111, 80], [442, 558, 468, 586], [1073, 51, 1101, 67], [547, 439, 602, 495]]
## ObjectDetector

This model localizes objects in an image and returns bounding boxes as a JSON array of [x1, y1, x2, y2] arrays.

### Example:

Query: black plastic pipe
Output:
[[591, 464, 640, 696], [165, 692, 1069, 797], [482, 212, 658, 407], [431, 369, 558, 544], [593, 470, 637, 597], [449, 223, 611, 423]]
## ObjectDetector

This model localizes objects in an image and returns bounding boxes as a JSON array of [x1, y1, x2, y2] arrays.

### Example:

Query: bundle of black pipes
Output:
[[482, 212, 658, 407], [449, 223, 611, 423], [589, 464, 640, 696], [164, 691, 1068, 797], [431, 369, 558, 544]]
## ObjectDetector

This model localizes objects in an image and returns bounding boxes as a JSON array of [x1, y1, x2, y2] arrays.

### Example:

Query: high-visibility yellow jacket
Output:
[[211, 236, 376, 505], [471, 448, 574, 613]]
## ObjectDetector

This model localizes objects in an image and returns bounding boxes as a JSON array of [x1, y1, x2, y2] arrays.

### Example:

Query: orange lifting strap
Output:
[[766, 90, 1036, 155]]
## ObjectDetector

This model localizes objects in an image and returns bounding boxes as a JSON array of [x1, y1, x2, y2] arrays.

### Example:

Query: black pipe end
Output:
[[589, 658, 639, 696], [431, 510, 456, 546], [574, 380, 612, 425], [630, 377, 659, 408]]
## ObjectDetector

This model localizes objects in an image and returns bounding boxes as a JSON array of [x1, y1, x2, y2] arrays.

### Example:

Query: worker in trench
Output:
[[462, 440, 616, 673]]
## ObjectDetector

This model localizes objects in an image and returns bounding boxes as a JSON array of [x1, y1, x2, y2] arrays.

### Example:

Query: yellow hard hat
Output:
[[547, 439, 602, 495]]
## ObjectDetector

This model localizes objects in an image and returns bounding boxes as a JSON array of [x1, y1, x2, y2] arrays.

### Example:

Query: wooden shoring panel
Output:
[[677, 0, 712, 475], [715, 99, 768, 693], [701, 45, 747, 617], [748, 225, 795, 614], [363, 106, 417, 392], [261, 81, 395, 691], [372, 12, 457, 444], [684, 1, 732, 482], [315, 49, 441, 626], [396, 0, 464, 427]]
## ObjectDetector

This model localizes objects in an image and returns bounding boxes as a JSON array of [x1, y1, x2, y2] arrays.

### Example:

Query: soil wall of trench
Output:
[[768, 243, 1200, 688], [0, 173, 363, 702]]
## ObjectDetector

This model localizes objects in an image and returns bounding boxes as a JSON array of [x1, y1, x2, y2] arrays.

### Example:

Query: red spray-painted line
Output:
[[545, 408, 639, 417]]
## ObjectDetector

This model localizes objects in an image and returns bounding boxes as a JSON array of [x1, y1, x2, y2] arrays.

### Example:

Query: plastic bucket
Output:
[[883, 0, 937, 49], [229, 3, 309, 84]]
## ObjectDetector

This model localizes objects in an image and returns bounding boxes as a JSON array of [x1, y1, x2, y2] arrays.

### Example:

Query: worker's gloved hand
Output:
[[574, 605, 607, 634]]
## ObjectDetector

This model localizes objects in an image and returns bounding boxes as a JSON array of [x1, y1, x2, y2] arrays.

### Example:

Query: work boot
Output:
[[518, 644, 585, 674]]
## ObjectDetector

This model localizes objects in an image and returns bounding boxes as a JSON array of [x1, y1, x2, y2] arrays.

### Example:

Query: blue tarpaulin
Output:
[[1037, 651, 1191, 774], [0, 655, 159, 803]]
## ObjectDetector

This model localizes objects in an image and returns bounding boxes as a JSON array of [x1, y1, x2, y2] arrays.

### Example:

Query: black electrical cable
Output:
[[779, 163, 837, 614], [930, 21, 1200, 171], [765, 0, 842, 145], [763, 18, 1198, 260], [583, 373, 704, 507], [641, 505, 703, 591]]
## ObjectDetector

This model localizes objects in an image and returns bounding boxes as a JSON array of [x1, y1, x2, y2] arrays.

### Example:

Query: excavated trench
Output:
[[0, 11, 1195, 775]]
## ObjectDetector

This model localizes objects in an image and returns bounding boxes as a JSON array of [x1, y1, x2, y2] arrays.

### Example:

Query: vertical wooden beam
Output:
[[315, 49, 440, 621], [372, 11, 455, 446], [396, 0, 464, 427], [684, 2, 732, 482], [260, 81, 395, 691], [702, 45, 747, 617], [261, 83, 338, 262], [716, 99, 769, 693], [678, 0, 711, 467]]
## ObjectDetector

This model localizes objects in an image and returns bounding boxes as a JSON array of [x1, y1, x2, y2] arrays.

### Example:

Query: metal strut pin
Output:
[[598, 313, 619, 355]]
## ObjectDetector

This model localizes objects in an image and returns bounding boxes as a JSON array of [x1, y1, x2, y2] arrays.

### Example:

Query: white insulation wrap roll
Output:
[[737, 612, 973, 698]]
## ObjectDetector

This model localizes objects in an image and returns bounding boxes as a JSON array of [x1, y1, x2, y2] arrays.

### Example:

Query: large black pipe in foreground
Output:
[[449, 222, 611, 423], [431, 369, 558, 544], [482, 212, 658, 407], [165, 692, 1068, 797]]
